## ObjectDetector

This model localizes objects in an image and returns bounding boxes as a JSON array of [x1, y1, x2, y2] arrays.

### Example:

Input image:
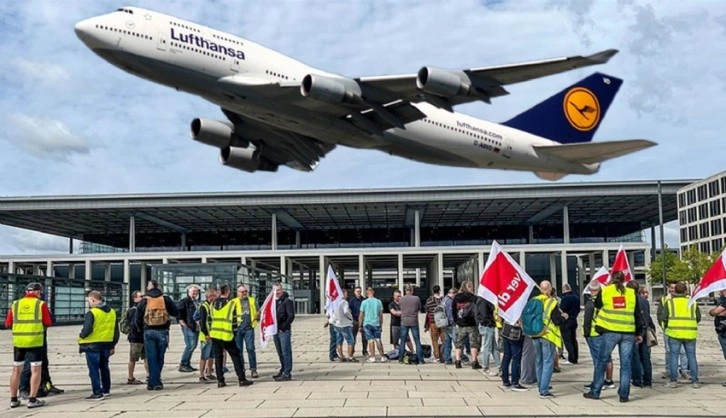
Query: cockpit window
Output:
[[115, 8, 133, 14]]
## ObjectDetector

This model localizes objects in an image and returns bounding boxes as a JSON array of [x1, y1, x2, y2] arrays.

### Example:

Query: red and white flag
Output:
[[477, 241, 537, 325], [259, 289, 277, 349], [610, 245, 633, 282], [690, 248, 726, 307], [583, 266, 610, 296], [325, 264, 344, 317]]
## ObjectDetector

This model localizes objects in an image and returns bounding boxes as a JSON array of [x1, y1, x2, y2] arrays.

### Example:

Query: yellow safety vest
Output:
[[198, 301, 211, 343], [582, 303, 600, 338], [78, 308, 117, 345], [11, 297, 46, 349], [235, 296, 258, 329], [535, 294, 562, 349], [596, 284, 636, 333], [209, 299, 236, 342], [494, 305, 503, 329], [665, 296, 698, 340]]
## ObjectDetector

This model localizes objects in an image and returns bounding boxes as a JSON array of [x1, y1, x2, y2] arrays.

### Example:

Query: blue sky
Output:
[[1, 0, 725, 253]]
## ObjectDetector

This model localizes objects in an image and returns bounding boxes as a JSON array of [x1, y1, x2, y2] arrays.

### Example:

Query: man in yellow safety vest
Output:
[[7, 282, 53, 409], [201, 283, 253, 388], [583, 271, 644, 403], [660, 281, 701, 389], [78, 290, 119, 401], [234, 285, 260, 378]]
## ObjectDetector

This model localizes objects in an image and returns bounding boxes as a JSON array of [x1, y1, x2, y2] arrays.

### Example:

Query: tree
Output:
[[648, 248, 679, 285], [648, 246, 718, 285]]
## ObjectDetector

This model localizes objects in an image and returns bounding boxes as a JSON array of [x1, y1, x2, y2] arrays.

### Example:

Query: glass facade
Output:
[[0, 273, 126, 328]]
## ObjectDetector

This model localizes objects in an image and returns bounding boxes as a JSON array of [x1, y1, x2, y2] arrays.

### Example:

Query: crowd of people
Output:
[[6, 280, 294, 409], [6, 272, 726, 409]]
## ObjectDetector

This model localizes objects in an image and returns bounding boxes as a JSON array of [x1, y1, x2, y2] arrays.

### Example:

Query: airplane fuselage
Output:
[[75, 7, 599, 175]]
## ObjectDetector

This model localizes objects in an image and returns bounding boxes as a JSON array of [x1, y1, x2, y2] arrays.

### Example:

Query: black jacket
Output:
[[453, 292, 478, 327], [126, 304, 144, 344], [134, 288, 179, 331], [276, 292, 295, 332], [177, 296, 200, 332], [559, 292, 581, 321], [79, 303, 120, 353], [475, 296, 496, 328], [582, 299, 596, 338]]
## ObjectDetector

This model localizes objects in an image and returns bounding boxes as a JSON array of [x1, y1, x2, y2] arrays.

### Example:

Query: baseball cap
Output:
[[25, 282, 43, 292]]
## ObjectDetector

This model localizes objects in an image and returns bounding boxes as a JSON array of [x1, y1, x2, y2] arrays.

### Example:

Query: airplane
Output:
[[74, 6, 656, 181]]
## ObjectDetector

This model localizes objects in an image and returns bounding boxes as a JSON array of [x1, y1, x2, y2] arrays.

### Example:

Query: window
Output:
[[698, 203, 708, 220], [687, 189, 696, 205], [689, 225, 698, 241], [722, 177, 726, 195], [710, 180, 720, 197], [688, 207, 697, 223], [679, 210, 687, 225], [698, 185, 707, 201], [713, 239, 724, 252], [678, 192, 686, 208], [700, 222, 710, 238], [701, 242, 711, 253], [680, 228, 687, 243], [712, 219, 722, 236], [710, 199, 721, 217]]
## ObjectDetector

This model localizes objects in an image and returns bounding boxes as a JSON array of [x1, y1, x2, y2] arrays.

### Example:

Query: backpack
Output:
[[521, 298, 549, 337], [119, 307, 134, 335], [434, 303, 449, 328], [144, 296, 169, 327]]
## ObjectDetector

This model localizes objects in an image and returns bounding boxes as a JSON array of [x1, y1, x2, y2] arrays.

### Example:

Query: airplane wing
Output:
[[358, 49, 618, 110], [532, 139, 656, 164], [221, 109, 335, 172]]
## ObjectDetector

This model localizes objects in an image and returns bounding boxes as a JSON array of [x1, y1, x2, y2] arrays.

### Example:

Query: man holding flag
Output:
[[696, 248, 726, 385], [272, 282, 295, 382]]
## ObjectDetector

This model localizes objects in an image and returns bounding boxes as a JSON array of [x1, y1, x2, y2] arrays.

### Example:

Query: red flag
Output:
[[477, 241, 536, 325], [325, 265, 343, 317], [259, 289, 277, 349], [690, 248, 726, 307], [583, 266, 610, 296], [610, 245, 633, 282]]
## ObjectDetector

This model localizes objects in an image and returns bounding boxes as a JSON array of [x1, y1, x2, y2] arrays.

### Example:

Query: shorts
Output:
[[455, 326, 482, 350], [129, 343, 145, 362], [335, 326, 355, 345], [364, 325, 382, 340], [13, 347, 42, 366], [391, 326, 401, 345], [200, 341, 213, 360]]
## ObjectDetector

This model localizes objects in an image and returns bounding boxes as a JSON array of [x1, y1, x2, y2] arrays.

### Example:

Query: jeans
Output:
[[501, 337, 523, 385], [668, 338, 698, 383], [585, 336, 612, 386], [443, 326, 455, 363], [328, 325, 339, 360], [398, 325, 424, 363], [213, 338, 246, 383], [144, 329, 169, 389], [719, 334, 726, 359], [631, 340, 652, 386], [560, 319, 579, 363], [590, 333, 635, 399], [479, 326, 500, 368], [274, 330, 293, 376], [180, 327, 199, 367], [235, 327, 257, 370], [352, 321, 368, 354], [85, 350, 111, 396], [533, 338, 555, 396], [663, 334, 688, 374]]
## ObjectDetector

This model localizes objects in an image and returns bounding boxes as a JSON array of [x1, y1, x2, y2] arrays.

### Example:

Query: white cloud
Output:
[[0, 226, 73, 255], [1, 113, 92, 160]]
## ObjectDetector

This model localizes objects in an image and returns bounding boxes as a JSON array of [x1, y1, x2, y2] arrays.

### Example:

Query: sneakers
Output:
[[205, 374, 217, 381], [692, 382, 701, 389], [665, 381, 679, 388], [199, 377, 213, 384], [27, 399, 46, 409], [18, 391, 29, 400], [47, 385, 64, 395], [178, 365, 195, 373], [679, 371, 690, 381], [539, 393, 555, 399], [239, 380, 253, 387], [455, 360, 462, 369], [583, 392, 599, 400], [368, 357, 377, 363], [603, 380, 615, 389], [380, 357, 389, 363], [274, 374, 292, 382], [250, 370, 259, 378], [10, 400, 21, 408], [511, 384, 528, 392], [85, 394, 104, 401], [619, 397, 629, 403], [553, 367, 561, 373], [217, 381, 227, 388], [500, 382, 512, 389], [472, 362, 482, 370]]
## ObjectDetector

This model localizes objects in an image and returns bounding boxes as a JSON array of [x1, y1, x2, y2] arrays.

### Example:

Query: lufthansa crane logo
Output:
[[563, 87, 600, 132]]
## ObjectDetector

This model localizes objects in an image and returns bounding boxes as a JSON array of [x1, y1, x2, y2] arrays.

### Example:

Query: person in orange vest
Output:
[[6, 282, 53, 409]]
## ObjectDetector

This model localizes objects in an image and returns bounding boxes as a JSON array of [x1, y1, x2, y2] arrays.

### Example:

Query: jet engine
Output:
[[220, 144, 277, 173], [190, 118, 248, 148], [416, 67, 471, 97], [300, 74, 362, 104]]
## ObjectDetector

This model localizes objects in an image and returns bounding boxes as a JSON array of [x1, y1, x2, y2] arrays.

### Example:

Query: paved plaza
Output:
[[1, 313, 725, 417]]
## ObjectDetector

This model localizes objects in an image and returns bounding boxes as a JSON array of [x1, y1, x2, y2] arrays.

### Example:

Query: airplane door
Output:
[[503, 144, 512, 159], [156, 31, 167, 51], [230, 58, 240, 73]]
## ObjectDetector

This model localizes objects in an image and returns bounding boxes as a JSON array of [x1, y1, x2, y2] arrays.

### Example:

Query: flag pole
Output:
[[658, 180, 667, 291]]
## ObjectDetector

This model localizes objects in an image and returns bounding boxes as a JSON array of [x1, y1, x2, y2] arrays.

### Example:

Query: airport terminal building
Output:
[[0, 180, 691, 323]]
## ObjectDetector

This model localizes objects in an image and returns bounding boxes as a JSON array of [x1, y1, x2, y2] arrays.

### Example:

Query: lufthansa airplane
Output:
[[75, 7, 655, 180]]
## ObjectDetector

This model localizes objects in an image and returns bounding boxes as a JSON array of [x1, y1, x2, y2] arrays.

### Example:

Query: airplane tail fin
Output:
[[502, 72, 622, 144]]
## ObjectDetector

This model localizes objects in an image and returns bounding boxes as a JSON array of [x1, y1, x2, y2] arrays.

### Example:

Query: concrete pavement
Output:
[[1, 313, 725, 417]]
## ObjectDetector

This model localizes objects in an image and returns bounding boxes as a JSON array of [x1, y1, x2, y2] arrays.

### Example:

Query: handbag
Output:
[[501, 322, 522, 341], [645, 327, 658, 347]]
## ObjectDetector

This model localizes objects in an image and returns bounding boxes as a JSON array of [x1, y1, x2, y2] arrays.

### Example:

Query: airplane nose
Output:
[[74, 19, 97, 46]]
